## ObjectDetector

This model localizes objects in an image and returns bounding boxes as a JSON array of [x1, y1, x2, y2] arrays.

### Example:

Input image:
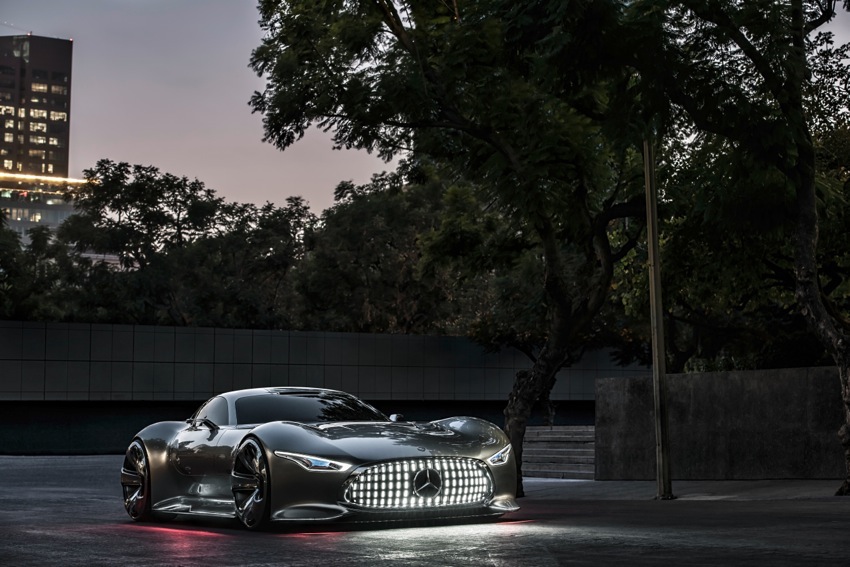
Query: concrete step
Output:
[[522, 461, 595, 472], [524, 427, 595, 443], [523, 427, 596, 439], [522, 425, 596, 480], [524, 441, 595, 450], [523, 448, 595, 457], [526, 425, 596, 432], [523, 454, 595, 465], [523, 437, 596, 446], [522, 469, 595, 480]]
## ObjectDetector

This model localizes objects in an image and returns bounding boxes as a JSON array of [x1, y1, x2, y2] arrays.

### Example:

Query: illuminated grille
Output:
[[343, 457, 493, 509]]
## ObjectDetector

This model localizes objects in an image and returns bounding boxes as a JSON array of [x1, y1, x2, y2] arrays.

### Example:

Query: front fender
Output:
[[130, 421, 188, 508]]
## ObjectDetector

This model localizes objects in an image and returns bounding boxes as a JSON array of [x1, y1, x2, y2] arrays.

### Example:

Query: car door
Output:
[[169, 396, 231, 476]]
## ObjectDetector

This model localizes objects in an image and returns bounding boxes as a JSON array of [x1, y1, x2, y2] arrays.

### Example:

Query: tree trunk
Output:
[[501, 210, 615, 497], [504, 345, 570, 497], [791, 149, 850, 493], [785, 0, 850, 494], [835, 363, 850, 495]]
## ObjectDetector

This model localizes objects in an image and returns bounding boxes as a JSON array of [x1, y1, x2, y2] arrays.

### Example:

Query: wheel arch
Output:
[[130, 421, 188, 508]]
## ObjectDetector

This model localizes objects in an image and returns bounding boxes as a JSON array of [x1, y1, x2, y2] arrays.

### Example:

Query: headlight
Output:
[[487, 444, 512, 466], [274, 451, 353, 472]]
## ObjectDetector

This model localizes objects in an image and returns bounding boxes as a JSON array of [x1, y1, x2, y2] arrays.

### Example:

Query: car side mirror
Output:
[[193, 418, 219, 431], [389, 414, 405, 422]]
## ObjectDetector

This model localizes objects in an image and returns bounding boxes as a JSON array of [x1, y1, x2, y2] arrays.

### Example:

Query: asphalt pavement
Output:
[[524, 477, 843, 501], [1, 455, 849, 566]]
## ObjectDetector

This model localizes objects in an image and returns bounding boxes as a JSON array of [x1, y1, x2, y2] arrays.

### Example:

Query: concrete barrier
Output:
[[0, 321, 627, 453], [596, 368, 845, 480]]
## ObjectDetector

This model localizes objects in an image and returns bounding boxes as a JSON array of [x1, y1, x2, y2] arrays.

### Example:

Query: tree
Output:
[[626, 0, 850, 492], [0, 210, 24, 318], [0, 213, 89, 322], [59, 160, 315, 328], [250, 0, 647, 493], [62, 160, 228, 270], [296, 159, 468, 334]]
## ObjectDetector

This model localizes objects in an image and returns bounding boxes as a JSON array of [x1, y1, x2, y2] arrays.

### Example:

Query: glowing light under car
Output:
[[343, 458, 493, 509]]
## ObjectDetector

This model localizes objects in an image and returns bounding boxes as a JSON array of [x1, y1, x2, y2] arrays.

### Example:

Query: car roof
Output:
[[217, 386, 345, 404]]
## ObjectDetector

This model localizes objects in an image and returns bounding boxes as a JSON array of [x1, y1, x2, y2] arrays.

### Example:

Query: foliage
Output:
[[249, 0, 654, 495], [294, 159, 466, 334], [250, 0, 647, 355], [600, 2, 850, 373], [42, 160, 317, 328]]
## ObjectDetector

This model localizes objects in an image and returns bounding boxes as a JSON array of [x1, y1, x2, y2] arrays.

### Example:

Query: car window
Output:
[[196, 396, 229, 426], [235, 392, 387, 425]]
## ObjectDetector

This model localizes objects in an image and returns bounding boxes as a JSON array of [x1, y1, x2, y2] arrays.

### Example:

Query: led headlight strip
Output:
[[274, 451, 353, 472], [344, 457, 493, 509], [487, 444, 513, 466]]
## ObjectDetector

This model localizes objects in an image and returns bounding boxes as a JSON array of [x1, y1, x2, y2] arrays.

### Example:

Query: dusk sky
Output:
[[3, 0, 391, 213], [2, 2, 848, 213]]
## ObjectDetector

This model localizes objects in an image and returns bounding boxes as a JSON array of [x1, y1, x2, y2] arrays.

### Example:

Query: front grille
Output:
[[343, 457, 493, 509]]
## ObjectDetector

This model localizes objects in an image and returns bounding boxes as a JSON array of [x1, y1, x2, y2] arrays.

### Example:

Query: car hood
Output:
[[286, 420, 505, 463]]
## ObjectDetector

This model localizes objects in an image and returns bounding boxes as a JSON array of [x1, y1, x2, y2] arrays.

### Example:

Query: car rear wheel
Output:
[[231, 437, 271, 530], [121, 439, 153, 521]]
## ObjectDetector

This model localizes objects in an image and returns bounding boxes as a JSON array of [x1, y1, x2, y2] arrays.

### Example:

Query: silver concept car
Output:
[[120, 387, 519, 529]]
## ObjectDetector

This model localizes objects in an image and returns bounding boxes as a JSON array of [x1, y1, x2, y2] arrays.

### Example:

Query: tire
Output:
[[231, 437, 271, 530], [120, 439, 153, 521]]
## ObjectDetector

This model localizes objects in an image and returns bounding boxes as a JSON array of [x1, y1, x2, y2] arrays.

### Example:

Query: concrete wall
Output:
[[0, 321, 643, 454], [0, 321, 645, 402], [596, 368, 845, 480]]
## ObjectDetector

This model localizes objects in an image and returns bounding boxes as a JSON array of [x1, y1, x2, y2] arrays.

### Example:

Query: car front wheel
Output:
[[231, 437, 271, 529], [120, 439, 153, 521]]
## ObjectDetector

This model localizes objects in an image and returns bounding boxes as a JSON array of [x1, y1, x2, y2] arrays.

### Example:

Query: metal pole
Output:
[[643, 139, 675, 500]]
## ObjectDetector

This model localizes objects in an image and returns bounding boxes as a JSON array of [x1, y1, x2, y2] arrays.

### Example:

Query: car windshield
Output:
[[234, 391, 388, 425]]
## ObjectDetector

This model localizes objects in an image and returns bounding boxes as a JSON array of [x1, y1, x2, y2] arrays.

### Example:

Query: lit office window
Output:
[[50, 85, 68, 96], [0, 105, 13, 116], [29, 135, 47, 145], [3, 133, 12, 143], [29, 122, 47, 132], [2, 160, 11, 170], [28, 149, 46, 158], [46, 164, 53, 173], [49, 111, 67, 122], [3, 119, 12, 129], [32, 83, 48, 93], [30, 109, 47, 119]]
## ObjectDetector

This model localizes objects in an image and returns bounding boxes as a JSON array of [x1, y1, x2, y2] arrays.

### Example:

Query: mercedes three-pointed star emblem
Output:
[[412, 468, 443, 498]]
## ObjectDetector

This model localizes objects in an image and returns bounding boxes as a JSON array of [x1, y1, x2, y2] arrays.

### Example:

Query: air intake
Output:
[[343, 457, 493, 509]]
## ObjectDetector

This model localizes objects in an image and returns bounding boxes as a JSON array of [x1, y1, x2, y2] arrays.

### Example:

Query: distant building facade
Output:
[[0, 34, 77, 242], [0, 172, 82, 241], [0, 34, 72, 176]]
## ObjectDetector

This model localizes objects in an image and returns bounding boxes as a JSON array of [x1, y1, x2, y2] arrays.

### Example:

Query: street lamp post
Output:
[[643, 139, 676, 500]]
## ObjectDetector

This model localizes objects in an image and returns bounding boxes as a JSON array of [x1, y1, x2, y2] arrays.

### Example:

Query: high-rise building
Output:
[[0, 34, 72, 176], [0, 34, 78, 242]]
